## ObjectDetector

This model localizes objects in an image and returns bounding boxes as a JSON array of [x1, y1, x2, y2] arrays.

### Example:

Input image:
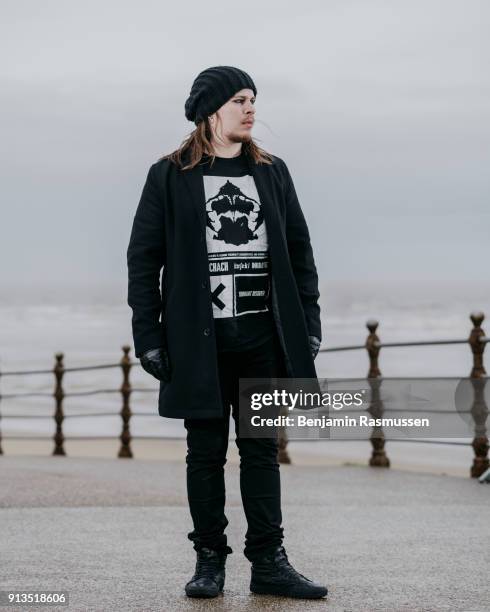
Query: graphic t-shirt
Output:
[[201, 150, 276, 352]]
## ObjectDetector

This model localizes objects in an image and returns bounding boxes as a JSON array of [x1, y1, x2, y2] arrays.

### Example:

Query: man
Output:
[[127, 66, 327, 599]]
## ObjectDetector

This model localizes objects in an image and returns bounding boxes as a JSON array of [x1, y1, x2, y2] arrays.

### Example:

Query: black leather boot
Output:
[[250, 545, 328, 599], [185, 546, 231, 598]]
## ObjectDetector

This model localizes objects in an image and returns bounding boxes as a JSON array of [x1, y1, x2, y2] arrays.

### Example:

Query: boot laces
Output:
[[196, 559, 219, 579], [194, 551, 223, 580], [275, 547, 309, 582]]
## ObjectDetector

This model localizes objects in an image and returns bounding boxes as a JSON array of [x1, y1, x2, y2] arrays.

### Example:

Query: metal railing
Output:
[[0, 312, 488, 478]]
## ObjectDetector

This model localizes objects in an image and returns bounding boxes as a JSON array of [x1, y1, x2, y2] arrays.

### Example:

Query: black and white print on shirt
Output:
[[204, 174, 271, 319]]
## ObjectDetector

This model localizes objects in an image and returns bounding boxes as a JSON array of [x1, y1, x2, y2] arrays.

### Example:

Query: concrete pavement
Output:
[[0, 455, 489, 611]]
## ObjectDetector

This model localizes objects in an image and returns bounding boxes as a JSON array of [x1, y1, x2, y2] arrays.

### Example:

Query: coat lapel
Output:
[[178, 154, 207, 231], [250, 160, 287, 254], [250, 160, 286, 234]]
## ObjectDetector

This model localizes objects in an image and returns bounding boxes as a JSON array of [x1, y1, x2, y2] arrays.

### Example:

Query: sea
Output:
[[1, 279, 489, 442]]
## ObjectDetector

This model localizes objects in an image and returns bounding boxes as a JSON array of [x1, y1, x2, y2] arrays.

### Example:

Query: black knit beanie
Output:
[[184, 66, 257, 125]]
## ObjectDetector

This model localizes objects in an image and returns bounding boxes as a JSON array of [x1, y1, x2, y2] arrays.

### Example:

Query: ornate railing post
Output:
[[469, 312, 486, 378], [118, 345, 133, 458], [276, 362, 291, 463], [468, 312, 488, 477], [53, 353, 66, 456], [277, 410, 291, 464], [366, 319, 381, 378], [365, 319, 389, 467]]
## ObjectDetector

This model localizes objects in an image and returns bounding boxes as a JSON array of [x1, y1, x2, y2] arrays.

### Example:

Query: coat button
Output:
[[201, 280, 207, 289], [203, 327, 211, 336]]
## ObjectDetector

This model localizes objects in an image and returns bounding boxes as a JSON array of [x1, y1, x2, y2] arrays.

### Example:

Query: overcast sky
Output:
[[1, 0, 489, 296]]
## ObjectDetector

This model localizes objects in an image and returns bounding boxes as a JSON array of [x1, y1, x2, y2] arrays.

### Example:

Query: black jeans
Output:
[[184, 331, 287, 562]]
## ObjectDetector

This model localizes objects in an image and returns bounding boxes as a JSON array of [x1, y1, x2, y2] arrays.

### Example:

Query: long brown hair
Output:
[[158, 116, 273, 171]]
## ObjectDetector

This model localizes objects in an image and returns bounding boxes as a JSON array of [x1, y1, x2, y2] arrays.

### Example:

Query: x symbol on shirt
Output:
[[211, 283, 226, 310]]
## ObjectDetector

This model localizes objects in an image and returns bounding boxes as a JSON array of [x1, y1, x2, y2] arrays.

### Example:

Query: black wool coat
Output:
[[127, 150, 322, 419]]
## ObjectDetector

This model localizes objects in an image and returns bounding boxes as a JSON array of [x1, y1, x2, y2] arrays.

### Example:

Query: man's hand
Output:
[[308, 335, 321, 360], [140, 347, 171, 382]]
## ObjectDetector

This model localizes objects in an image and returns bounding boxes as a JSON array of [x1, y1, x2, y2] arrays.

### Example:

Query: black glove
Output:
[[140, 347, 171, 382], [308, 335, 321, 360]]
